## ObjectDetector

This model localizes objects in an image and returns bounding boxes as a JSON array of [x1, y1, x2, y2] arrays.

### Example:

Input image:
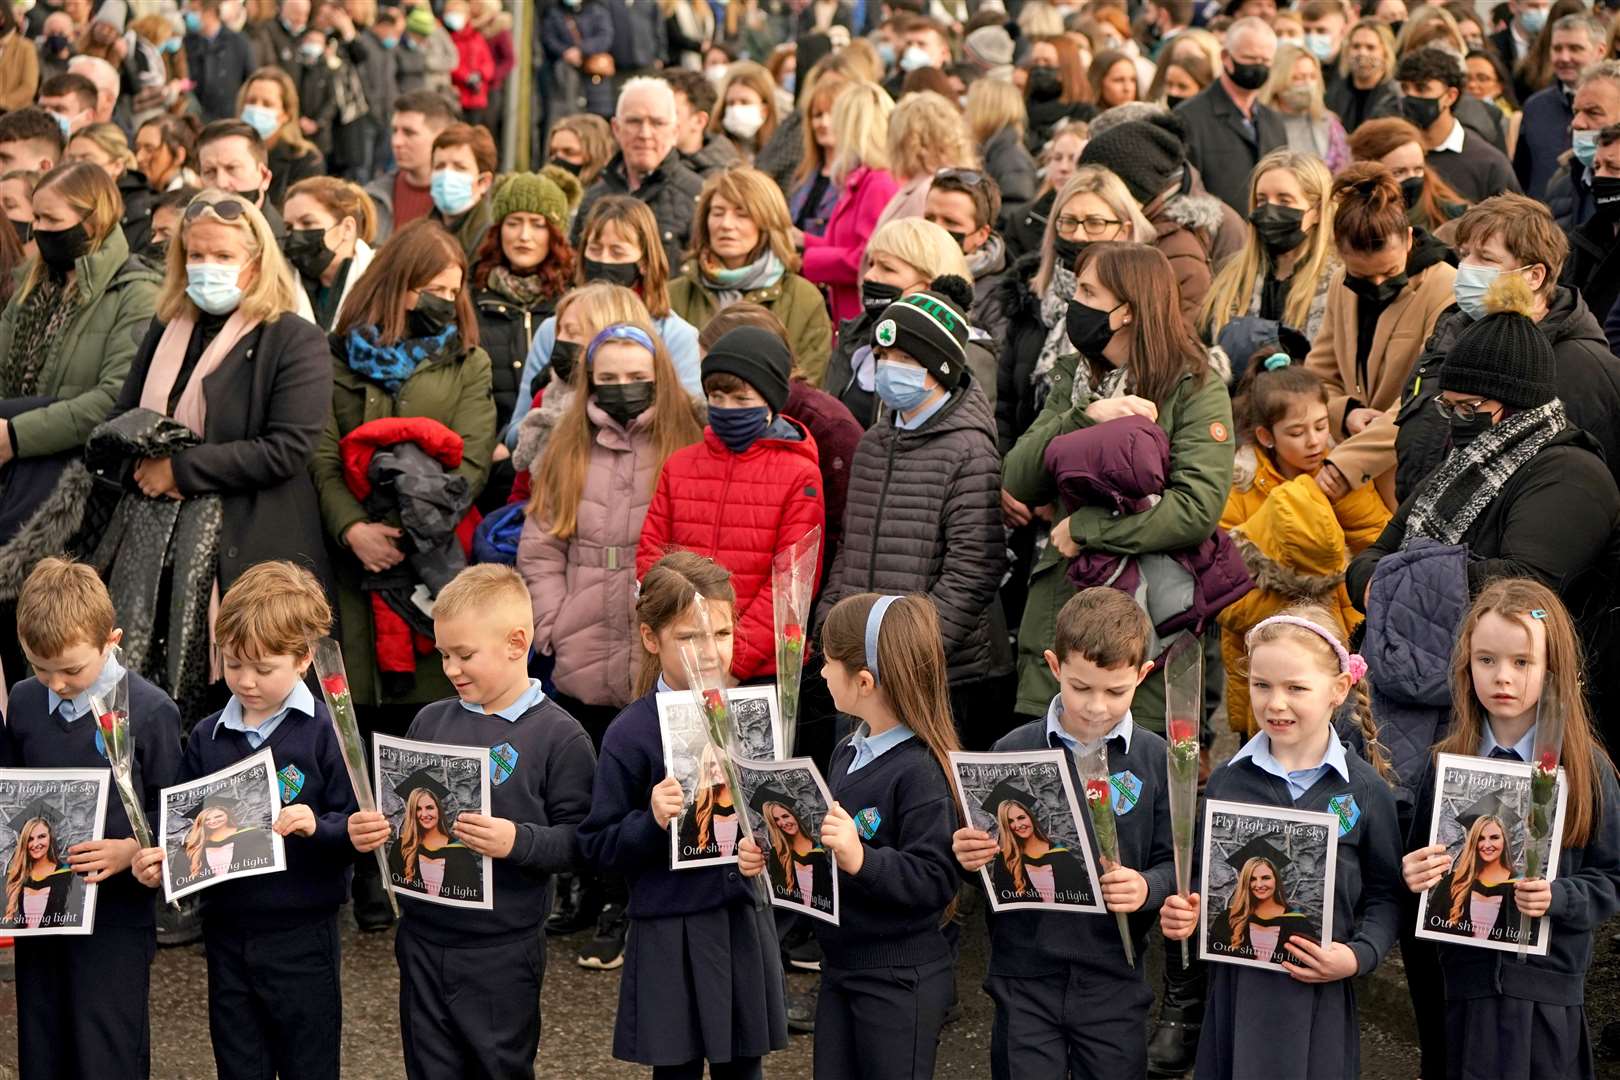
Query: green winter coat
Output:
[[667, 266, 834, 385], [312, 336, 498, 706], [1002, 352, 1235, 728], [0, 227, 159, 457]]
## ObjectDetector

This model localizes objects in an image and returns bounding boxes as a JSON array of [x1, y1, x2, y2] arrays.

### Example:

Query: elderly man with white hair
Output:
[[66, 55, 120, 127], [569, 75, 705, 268], [1172, 15, 1288, 212]]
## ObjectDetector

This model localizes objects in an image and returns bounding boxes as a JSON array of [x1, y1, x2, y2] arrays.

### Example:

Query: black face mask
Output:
[[283, 226, 335, 279], [861, 278, 903, 316], [1449, 411, 1494, 449], [1227, 58, 1271, 91], [1399, 175, 1426, 211], [1399, 94, 1442, 131], [1248, 203, 1307, 256], [582, 257, 641, 288], [1166, 93, 1190, 110], [1345, 272, 1407, 305], [550, 339, 582, 385], [1066, 297, 1121, 356], [10, 217, 30, 244], [1053, 236, 1089, 269], [1592, 176, 1620, 221], [142, 239, 168, 265], [549, 157, 584, 176], [1026, 66, 1063, 102], [593, 381, 656, 427], [34, 223, 89, 273], [408, 292, 457, 338]]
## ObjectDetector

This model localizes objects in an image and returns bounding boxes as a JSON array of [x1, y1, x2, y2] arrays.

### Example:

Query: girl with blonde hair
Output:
[[3, 815, 70, 929], [966, 78, 1039, 210]]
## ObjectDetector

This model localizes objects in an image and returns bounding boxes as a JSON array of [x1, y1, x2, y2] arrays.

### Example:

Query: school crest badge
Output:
[[490, 742, 519, 786], [1329, 793, 1360, 837], [854, 807, 882, 840], [277, 763, 305, 803], [1109, 770, 1143, 816]]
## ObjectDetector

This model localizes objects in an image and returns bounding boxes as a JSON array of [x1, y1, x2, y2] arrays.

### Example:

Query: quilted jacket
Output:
[[636, 416, 825, 681], [1218, 444, 1391, 736], [815, 377, 1010, 684]]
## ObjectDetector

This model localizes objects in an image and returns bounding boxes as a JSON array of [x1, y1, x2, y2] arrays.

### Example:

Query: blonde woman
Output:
[[1210, 854, 1318, 964], [3, 813, 71, 929], [1201, 149, 1339, 341], [1332, 19, 1401, 132], [967, 78, 1038, 211], [710, 61, 780, 165], [801, 82, 898, 326], [986, 794, 1089, 905], [1262, 44, 1350, 173], [871, 90, 980, 234], [173, 795, 274, 883], [235, 66, 324, 208], [669, 167, 832, 381], [282, 176, 380, 330], [63, 122, 163, 263], [786, 72, 851, 238], [1425, 812, 1521, 941], [678, 741, 739, 859], [756, 793, 833, 912], [389, 780, 479, 897]]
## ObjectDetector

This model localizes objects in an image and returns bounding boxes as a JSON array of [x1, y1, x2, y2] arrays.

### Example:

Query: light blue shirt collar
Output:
[[1043, 695, 1134, 755], [894, 391, 949, 431], [458, 678, 546, 722], [849, 721, 915, 772], [1231, 730, 1351, 800], [1481, 721, 1537, 762], [46, 652, 125, 722], [656, 674, 674, 694], [214, 680, 315, 749]]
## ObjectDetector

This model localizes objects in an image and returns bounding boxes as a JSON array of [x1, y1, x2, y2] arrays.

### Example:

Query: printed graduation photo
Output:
[[0, 770, 109, 935], [373, 734, 493, 911], [732, 755, 839, 924], [1199, 800, 1338, 971], [1415, 752, 1569, 955], [657, 689, 763, 869], [949, 749, 1104, 914], [160, 749, 285, 903]]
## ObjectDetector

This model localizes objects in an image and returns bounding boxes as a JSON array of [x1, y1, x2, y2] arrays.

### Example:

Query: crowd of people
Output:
[[0, 0, 1617, 1078]]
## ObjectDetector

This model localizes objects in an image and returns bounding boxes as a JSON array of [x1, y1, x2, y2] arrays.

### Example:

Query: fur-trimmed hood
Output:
[[0, 459, 91, 602], [1158, 191, 1228, 239]]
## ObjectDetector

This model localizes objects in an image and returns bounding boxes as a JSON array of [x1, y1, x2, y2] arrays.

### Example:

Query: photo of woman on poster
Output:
[[752, 785, 833, 914], [169, 793, 275, 885], [982, 780, 1093, 907], [1209, 839, 1320, 965], [1424, 794, 1522, 942], [677, 742, 739, 861], [2, 804, 73, 930], [388, 770, 480, 900]]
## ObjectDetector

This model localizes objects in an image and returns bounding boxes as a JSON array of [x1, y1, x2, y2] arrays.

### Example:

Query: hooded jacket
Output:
[[815, 377, 1010, 684], [1146, 188, 1224, 323], [1561, 215, 1620, 345], [991, 251, 1053, 453], [981, 126, 1037, 214], [636, 416, 826, 681], [682, 133, 742, 178]]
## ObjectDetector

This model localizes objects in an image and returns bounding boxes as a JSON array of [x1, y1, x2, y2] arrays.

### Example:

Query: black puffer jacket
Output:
[[474, 286, 556, 430], [1393, 287, 1620, 501], [815, 375, 1011, 684], [824, 312, 998, 430]]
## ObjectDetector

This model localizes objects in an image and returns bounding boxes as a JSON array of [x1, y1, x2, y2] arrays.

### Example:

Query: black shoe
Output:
[[352, 864, 396, 932], [786, 989, 816, 1035], [156, 896, 202, 947], [785, 936, 822, 972], [577, 903, 629, 970], [1146, 1005, 1201, 1078], [547, 874, 603, 936], [1602, 1021, 1620, 1057]]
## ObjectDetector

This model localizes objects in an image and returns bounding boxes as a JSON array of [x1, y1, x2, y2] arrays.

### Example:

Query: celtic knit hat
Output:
[[1079, 114, 1187, 205], [491, 171, 574, 234], [874, 276, 972, 391], [1440, 275, 1556, 410]]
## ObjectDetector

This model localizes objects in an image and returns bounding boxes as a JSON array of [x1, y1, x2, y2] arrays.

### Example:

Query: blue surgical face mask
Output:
[[241, 104, 279, 141], [183, 10, 202, 33], [900, 44, 932, 72], [1304, 31, 1337, 62], [782, 72, 796, 95], [1452, 261, 1529, 321], [431, 168, 478, 216], [186, 263, 244, 315], [877, 41, 897, 68], [379, 36, 397, 50], [708, 405, 770, 454], [299, 41, 324, 63], [50, 111, 72, 142], [1520, 6, 1547, 33], [874, 362, 932, 412], [162, 36, 182, 54], [1573, 128, 1600, 168]]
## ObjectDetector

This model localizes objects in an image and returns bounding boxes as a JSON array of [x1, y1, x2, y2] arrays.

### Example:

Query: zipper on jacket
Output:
[[867, 433, 901, 592]]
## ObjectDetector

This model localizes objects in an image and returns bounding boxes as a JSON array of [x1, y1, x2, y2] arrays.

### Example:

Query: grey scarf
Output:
[[1034, 264, 1085, 396]]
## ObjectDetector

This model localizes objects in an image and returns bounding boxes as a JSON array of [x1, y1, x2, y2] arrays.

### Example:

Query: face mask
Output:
[[241, 104, 280, 140], [782, 73, 796, 95], [550, 339, 581, 384], [1066, 298, 1122, 356], [283, 226, 335, 279], [583, 257, 641, 287], [861, 278, 903, 316], [875, 362, 933, 412], [1278, 35, 1304, 48], [1399, 175, 1426, 210], [142, 238, 168, 264], [722, 103, 766, 140], [1279, 85, 1315, 112], [183, 10, 202, 33], [944, 228, 970, 252], [705, 64, 728, 85], [11, 217, 31, 245], [1249, 203, 1307, 255], [1452, 261, 1526, 321], [379, 36, 398, 49], [1592, 175, 1620, 219], [1572, 129, 1600, 169], [877, 41, 897, 69], [186, 262, 244, 314], [1519, 7, 1547, 33], [299, 41, 324, 63], [1305, 32, 1337, 62], [1399, 94, 1442, 130], [1449, 411, 1494, 448], [1166, 93, 1189, 110], [548, 157, 583, 176], [281, 17, 305, 35], [431, 169, 478, 216], [408, 292, 457, 338], [709, 405, 770, 453], [1227, 58, 1271, 91], [443, 12, 466, 31], [34, 223, 88, 273], [1345, 272, 1407, 305], [593, 381, 656, 427], [45, 33, 69, 54], [162, 37, 182, 54], [1026, 66, 1063, 102], [900, 45, 933, 72], [1053, 236, 1089, 268], [50, 111, 72, 142]]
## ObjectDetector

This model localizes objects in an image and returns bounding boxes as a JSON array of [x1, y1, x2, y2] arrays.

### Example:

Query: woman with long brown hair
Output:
[[1348, 116, 1469, 234]]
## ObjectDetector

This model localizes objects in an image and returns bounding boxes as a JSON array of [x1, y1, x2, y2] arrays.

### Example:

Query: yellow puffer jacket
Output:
[[1218, 445, 1391, 735]]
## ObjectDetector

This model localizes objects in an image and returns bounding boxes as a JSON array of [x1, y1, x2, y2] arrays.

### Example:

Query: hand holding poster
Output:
[[0, 769, 109, 935], [1199, 800, 1338, 971], [373, 734, 493, 910], [160, 750, 285, 902], [659, 689, 783, 868], [1414, 752, 1567, 955], [949, 750, 1104, 914], [732, 755, 839, 924]]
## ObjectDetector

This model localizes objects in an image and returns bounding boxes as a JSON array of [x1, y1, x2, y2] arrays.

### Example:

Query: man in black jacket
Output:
[[1174, 17, 1287, 213], [1396, 47, 1520, 205], [1563, 124, 1620, 329]]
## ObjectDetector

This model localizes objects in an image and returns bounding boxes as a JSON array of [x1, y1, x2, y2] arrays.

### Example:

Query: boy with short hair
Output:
[[636, 325, 826, 681], [347, 563, 596, 1079], [5, 556, 181, 1079], [952, 587, 1175, 1080], [131, 560, 356, 1080]]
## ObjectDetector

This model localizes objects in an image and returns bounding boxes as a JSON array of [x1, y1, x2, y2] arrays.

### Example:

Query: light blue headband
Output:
[[586, 323, 656, 363], [864, 595, 902, 685]]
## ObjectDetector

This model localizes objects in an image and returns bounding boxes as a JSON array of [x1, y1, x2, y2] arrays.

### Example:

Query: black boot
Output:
[[1147, 949, 1205, 1077], [352, 853, 395, 932], [547, 872, 603, 935]]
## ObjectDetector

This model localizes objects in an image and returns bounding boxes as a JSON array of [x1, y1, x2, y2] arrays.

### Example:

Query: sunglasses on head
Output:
[[184, 197, 249, 223]]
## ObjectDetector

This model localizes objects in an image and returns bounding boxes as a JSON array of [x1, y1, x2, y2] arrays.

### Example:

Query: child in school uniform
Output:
[[952, 588, 1175, 1080], [3, 557, 181, 1080], [348, 564, 597, 1080], [129, 561, 356, 1080], [577, 551, 789, 1079], [1400, 580, 1620, 1080], [783, 591, 963, 1080], [1160, 604, 1403, 1080]]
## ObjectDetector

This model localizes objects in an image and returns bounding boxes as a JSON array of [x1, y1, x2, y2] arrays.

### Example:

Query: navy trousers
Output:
[[16, 924, 155, 1080], [396, 923, 545, 1080], [813, 954, 954, 1080], [986, 963, 1154, 1080], [204, 914, 343, 1080]]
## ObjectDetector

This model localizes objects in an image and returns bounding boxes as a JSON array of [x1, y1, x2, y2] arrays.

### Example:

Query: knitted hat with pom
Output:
[[491, 170, 577, 234], [873, 275, 974, 390], [1440, 274, 1556, 409]]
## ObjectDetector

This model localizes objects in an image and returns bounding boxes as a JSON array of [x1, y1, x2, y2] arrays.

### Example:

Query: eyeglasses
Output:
[[184, 197, 249, 222], [1055, 214, 1123, 238], [934, 167, 987, 187], [1433, 396, 1498, 421]]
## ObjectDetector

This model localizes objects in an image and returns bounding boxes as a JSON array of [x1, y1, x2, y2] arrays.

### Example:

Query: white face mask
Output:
[[722, 103, 766, 140]]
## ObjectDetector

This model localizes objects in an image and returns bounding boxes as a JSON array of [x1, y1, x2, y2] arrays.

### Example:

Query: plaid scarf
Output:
[[1403, 399, 1568, 548], [1, 277, 81, 398]]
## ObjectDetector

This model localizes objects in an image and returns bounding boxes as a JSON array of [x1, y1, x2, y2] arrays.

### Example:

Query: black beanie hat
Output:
[[873, 276, 972, 390], [701, 325, 793, 413], [1079, 115, 1187, 205], [1439, 276, 1556, 410]]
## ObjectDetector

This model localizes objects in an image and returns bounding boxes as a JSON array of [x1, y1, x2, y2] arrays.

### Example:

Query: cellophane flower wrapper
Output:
[[1520, 684, 1564, 961], [1162, 634, 1203, 968], [313, 637, 399, 917], [1077, 742, 1134, 968], [675, 595, 770, 904], [771, 526, 821, 758], [87, 647, 152, 850]]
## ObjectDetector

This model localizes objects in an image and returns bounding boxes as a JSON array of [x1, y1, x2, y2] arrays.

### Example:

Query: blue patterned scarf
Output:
[[344, 324, 458, 393]]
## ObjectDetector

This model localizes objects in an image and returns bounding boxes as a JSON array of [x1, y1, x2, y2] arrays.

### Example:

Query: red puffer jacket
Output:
[[637, 417, 826, 680]]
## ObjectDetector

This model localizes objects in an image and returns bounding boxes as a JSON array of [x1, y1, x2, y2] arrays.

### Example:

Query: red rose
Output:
[[703, 688, 724, 710], [1168, 717, 1196, 744], [1539, 751, 1557, 773], [1084, 778, 1108, 803], [321, 673, 349, 699], [97, 712, 117, 734], [784, 623, 802, 642]]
